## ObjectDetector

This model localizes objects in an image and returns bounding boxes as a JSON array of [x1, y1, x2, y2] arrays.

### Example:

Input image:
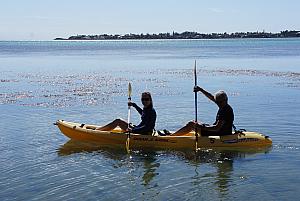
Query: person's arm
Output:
[[202, 120, 225, 132], [194, 86, 216, 103], [128, 102, 143, 115]]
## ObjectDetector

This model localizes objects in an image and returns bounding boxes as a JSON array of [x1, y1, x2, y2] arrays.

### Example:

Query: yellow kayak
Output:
[[55, 120, 272, 150]]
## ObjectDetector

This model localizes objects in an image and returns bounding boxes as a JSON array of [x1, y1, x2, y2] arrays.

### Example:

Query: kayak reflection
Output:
[[182, 147, 272, 197], [58, 140, 271, 192], [58, 140, 160, 187]]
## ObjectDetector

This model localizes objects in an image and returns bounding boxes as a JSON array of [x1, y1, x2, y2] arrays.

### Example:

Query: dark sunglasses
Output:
[[141, 98, 150, 101]]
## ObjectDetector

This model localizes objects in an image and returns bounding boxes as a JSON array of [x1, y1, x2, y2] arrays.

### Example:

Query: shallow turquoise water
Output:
[[1, 39, 300, 200]]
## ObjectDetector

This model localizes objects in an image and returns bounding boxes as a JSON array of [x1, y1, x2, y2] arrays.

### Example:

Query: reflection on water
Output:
[[58, 140, 160, 186], [179, 147, 271, 198], [58, 140, 271, 195], [140, 153, 160, 186], [58, 140, 161, 187]]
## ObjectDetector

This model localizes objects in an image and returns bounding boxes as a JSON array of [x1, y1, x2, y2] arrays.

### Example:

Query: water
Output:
[[1, 39, 300, 200]]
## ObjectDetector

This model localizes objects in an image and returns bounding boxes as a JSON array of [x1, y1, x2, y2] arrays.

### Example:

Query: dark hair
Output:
[[142, 92, 153, 108]]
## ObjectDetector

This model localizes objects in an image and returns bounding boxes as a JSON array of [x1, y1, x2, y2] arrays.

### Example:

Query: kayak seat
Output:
[[157, 129, 171, 136], [86, 126, 96, 130]]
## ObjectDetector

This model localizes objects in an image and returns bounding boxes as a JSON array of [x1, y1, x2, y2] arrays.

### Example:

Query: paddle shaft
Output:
[[194, 61, 197, 123], [127, 82, 132, 130], [194, 60, 198, 151], [126, 83, 132, 153], [127, 97, 131, 130]]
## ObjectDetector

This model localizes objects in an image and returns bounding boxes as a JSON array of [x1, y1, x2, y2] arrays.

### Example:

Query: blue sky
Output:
[[1, 0, 299, 40]]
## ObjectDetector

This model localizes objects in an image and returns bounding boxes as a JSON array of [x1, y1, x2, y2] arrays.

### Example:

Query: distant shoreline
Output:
[[55, 30, 300, 40]]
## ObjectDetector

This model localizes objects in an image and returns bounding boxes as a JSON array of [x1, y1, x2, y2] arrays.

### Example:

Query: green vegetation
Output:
[[55, 30, 300, 40]]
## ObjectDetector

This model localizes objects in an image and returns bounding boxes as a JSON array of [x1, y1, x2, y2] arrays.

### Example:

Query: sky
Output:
[[0, 0, 300, 40]]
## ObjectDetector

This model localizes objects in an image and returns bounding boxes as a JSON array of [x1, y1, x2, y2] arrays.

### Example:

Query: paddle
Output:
[[194, 60, 199, 151], [126, 82, 132, 153]]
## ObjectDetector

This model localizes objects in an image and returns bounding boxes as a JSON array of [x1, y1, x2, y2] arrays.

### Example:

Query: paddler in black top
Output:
[[97, 92, 156, 135], [172, 87, 234, 136]]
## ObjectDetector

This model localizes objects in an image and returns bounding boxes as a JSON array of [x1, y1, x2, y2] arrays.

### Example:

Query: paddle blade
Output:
[[126, 137, 130, 153]]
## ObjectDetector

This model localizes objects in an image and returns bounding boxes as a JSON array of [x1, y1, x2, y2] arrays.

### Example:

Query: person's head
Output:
[[141, 92, 153, 108], [214, 90, 228, 107]]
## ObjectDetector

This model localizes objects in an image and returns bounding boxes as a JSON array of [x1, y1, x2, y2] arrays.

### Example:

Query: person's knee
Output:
[[113, 118, 122, 123], [186, 121, 194, 127], [114, 118, 126, 124]]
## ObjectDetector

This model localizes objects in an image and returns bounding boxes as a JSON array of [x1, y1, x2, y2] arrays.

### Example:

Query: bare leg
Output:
[[96, 118, 128, 131], [172, 121, 195, 136]]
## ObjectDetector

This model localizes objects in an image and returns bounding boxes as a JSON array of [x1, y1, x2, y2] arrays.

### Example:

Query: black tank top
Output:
[[216, 104, 234, 135]]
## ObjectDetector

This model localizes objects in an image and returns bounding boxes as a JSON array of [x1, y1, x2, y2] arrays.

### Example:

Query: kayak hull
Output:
[[56, 120, 272, 150]]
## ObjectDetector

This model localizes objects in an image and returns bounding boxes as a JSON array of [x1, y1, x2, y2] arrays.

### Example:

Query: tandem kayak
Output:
[[55, 120, 272, 150]]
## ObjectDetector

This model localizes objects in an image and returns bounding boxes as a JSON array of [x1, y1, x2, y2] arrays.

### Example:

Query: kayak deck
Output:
[[56, 120, 272, 150]]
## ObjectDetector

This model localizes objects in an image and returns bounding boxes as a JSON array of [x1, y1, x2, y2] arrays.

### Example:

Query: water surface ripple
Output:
[[1, 39, 300, 200]]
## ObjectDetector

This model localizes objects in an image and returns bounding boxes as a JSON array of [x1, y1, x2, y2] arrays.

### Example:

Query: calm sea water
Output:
[[1, 39, 300, 201]]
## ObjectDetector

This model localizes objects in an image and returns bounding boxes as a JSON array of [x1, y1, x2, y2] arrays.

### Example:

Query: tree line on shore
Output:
[[55, 30, 300, 40]]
